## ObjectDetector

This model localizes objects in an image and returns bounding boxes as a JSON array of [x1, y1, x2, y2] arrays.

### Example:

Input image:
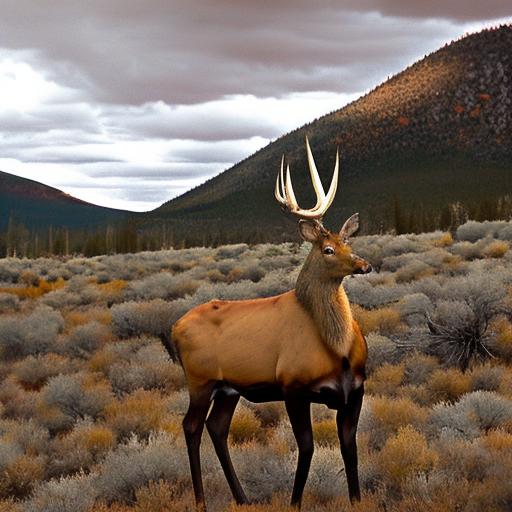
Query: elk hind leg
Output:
[[285, 396, 313, 508], [206, 392, 248, 504], [183, 385, 214, 510]]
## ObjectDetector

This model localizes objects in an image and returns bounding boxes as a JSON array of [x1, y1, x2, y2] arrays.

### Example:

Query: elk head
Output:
[[275, 137, 372, 282]]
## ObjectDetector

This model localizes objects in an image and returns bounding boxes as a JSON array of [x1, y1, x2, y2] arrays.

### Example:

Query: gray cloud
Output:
[[0, 1, 492, 105], [0, 1, 510, 210]]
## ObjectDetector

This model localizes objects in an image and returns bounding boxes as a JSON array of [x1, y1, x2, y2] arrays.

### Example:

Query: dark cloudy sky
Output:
[[1, 2, 511, 211]]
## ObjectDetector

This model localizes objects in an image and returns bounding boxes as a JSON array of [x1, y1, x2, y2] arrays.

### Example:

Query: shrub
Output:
[[38, 374, 113, 433], [432, 232, 453, 247], [312, 419, 338, 447], [396, 293, 433, 327], [359, 396, 427, 449], [425, 276, 507, 369], [307, 445, 346, 501], [456, 220, 505, 243], [366, 333, 400, 372], [216, 243, 249, 259], [491, 318, 512, 361], [232, 443, 294, 502], [13, 354, 75, 390], [429, 391, 512, 439], [0, 454, 45, 499], [48, 421, 115, 478], [0, 293, 19, 313], [94, 433, 188, 504], [402, 352, 439, 386], [104, 389, 167, 440], [483, 240, 509, 258], [61, 321, 111, 358], [427, 368, 471, 403], [365, 363, 404, 396], [229, 405, 262, 444], [0, 306, 64, 360], [133, 480, 187, 512], [352, 305, 402, 336], [23, 472, 97, 512], [0, 419, 49, 456], [126, 272, 199, 301], [468, 364, 506, 392], [376, 426, 437, 489], [111, 300, 186, 345], [395, 260, 434, 283]]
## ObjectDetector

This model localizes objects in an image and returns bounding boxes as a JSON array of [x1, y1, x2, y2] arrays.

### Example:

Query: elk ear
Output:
[[298, 219, 322, 242], [340, 213, 359, 243]]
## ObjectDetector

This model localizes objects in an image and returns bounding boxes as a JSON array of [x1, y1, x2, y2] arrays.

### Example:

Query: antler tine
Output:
[[274, 155, 287, 206], [275, 139, 339, 220], [305, 136, 326, 210]]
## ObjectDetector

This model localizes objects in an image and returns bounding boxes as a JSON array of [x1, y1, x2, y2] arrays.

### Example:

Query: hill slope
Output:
[[150, 25, 512, 243], [0, 171, 131, 231]]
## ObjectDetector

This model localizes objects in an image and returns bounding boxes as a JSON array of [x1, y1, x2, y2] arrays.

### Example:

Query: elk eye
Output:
[[323, 246, 335, 255]]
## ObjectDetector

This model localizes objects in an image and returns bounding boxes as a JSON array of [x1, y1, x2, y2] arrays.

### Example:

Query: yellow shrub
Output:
[[371, 396, 428, 435], [0, 500, 22, 512], [480, 429, 512, 452], [0, 278, 65, 299], [105, 389, 167, 438], [377, 426, 438, 488], [65, 308, 112, 328], [230, 406, 262, 444], [366, 363, 404, 396], [313, 419, 338, 446], [134, 480, 187, 512], [0, 455, 45, 499], [428, 368, 471, 403], [432, 232, 453, 247], [352, 305, 402, 336], [492, 317, 512, 361], [96, 279, 128, 301], [483, 240, 509, 258], [88, 347, 117, 374], [82, 424, 116, 455]]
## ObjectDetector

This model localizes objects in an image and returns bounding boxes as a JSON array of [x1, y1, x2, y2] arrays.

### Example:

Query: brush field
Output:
[[0, 220, 512, 511]]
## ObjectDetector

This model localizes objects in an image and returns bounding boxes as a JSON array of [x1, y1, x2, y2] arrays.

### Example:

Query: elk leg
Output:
[[183, 386, 213, 511], [206, 393, 249, 505], [336, 385, 364, 502], [285, 396, 313, 508]]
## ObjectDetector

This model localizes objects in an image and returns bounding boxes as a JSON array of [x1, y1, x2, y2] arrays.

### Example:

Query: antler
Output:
[[275, 136, 339, 219]]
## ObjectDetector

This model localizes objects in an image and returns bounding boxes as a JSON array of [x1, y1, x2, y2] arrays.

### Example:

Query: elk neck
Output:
[[295, 248, 354, 356]]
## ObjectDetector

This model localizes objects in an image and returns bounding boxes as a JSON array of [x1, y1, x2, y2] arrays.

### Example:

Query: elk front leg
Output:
[[336, 385, 364, 502], [183, 386, 214, 511], [206, 393, 248, 505], [285, 396, 313, 508]]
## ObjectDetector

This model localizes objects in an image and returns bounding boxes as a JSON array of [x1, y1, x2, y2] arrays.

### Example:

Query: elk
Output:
[[169, 138, 372, 510]]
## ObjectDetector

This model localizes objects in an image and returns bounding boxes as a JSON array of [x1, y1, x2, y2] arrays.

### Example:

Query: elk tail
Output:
[[159, 331, 182, 365]]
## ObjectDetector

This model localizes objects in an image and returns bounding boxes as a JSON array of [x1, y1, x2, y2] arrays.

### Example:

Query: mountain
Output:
[[149, 25, 512, 244], [0, 171, 131, 231]]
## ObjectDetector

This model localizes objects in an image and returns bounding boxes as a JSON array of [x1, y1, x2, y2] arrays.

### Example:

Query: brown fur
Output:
[[295, 247, 354, 356]]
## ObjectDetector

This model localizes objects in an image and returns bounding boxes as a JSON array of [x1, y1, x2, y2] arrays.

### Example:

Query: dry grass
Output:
[[428, 368, 471, 402], [366, 363, 405, 397], [483, 240, 509, 258], [0, 278, 65, 299], [230, 405, 262, 444], [104, 389, 168, 439], [376, 426, 438, 489], [432, 232, 454, 247], [352, 305, 403, 336]]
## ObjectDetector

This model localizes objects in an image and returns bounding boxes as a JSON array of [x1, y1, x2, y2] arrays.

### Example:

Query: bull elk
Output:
[[168, 138, 372, 510]]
